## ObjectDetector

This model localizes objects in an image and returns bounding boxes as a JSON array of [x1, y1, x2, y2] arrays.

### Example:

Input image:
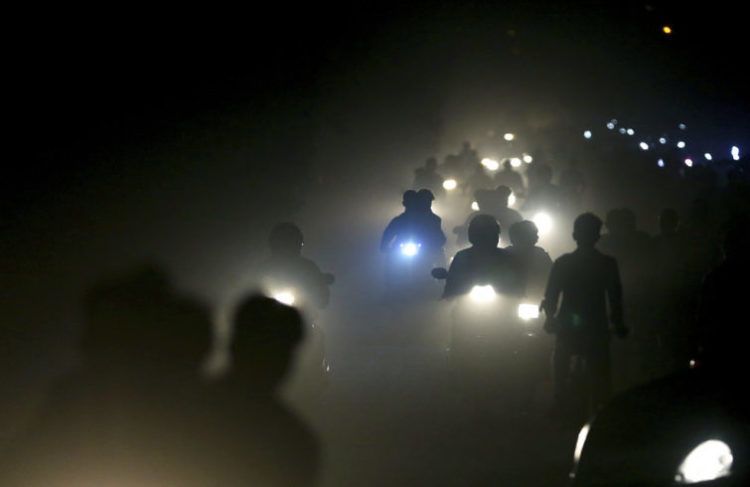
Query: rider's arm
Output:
[[442, 253, 467, 299], [380, 219, 398, 252], [542, 259, 562, 317]]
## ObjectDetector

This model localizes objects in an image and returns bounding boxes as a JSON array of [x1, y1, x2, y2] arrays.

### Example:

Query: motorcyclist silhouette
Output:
[[256, 223, 332, 309], [506, 220, 553, 299], [443, 215, 520, 298], [413, 157, 445, 196]]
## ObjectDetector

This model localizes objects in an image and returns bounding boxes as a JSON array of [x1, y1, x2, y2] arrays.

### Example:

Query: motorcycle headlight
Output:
[[443, 179, 458, 191], [533, 211, 554, 237], [469, 285, 496, 303], [675, 440, 733, 484], [400, 242, 421, 257], [517, 303, 540, 321], [272, 290, 296, 306], [573, 422, 591, 465]]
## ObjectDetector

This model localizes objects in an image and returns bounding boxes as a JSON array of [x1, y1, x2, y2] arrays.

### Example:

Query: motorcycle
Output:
[[432, 267, 545, 409]]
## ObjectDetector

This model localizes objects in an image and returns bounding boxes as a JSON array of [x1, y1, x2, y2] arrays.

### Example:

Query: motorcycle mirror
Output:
[[323, 273, 335, 285], [431, 267, 449, 280]]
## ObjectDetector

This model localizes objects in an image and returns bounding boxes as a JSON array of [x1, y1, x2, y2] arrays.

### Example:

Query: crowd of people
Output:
[[2, 131, 748, 485]]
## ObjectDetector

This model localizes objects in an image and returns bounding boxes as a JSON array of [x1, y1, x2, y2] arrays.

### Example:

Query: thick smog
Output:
[[2, 2, 749, 486]]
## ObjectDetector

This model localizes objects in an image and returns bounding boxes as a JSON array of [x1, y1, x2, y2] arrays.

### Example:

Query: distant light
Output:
[[522, 154, 533, 163], [731, 146, 740, 161], [469, 285, 496, 303], [679, 123, 687, 130], [618, 128, 627, 135], [659, 137, 667, 144], [704, 153, 713, 161], [510, 157, 523, 168], [677, 141, 686, 149], [273, 291, 296, 306], [685, 158, 693, 167], [443, 178, 457, 190], [627, 128, 635, 136], [471, 201, 480, 211], [675, 440, 733, 484], [610, 118, 618, 125], [508, 192, 517, 207], [663, 25, 673, 35], [606, 122, 615, 130], [518, 303, 540, 321], [533, 212, 553, 237], [658, 158, 665, 168], [639, 142, 649, 151], [574, 423, 591, 464], [583, 130, 592, 139], [690, 359, 697, 368], [400, 242, 421, 257], [481, 158, 500, 171], [504, 133, 515, 141]]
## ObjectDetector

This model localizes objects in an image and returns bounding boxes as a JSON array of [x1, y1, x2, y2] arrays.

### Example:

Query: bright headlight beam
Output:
[[400, 242, 420, 257], [659, 137, 667, 144], [677, 141, 686, 149], [504, 133, 515, 141], [522, 154, 533, 163], [469, 285, 496, 303], [731, 146, 740, 161], [508, 192, 517, 207], [533, 212, 553, 237], [685, 158, 693, 167], [675, 440, 733, 484], [626, 128, 635, 136], [639, 142, 649, 150], [518, 303, 540, 321], [510, 157, 522, 168], [481, 158, 500, 171], [583, 130, 592, 139], [273, 291, 296, 306], [704, 153, 713, 161], [471, 201, 480, 211], [658, 158, 665, 168], [606, 122, 615, 130], [443, 179, 458, 191]]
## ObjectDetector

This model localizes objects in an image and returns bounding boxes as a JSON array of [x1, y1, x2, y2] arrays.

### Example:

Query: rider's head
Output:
[[269, 222, 304, 256], [416, 189, 435, 212], [573, 213, 603, 248], [503, 159, 513, 170], [425, 157, 438, 171], [403, 190, 418, 211], [509, 220, 539, 248], [659, 208, 679, 235], [468, 214, 501, 249]]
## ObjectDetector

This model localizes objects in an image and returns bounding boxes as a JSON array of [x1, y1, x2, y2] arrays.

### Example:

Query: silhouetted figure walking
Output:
[[543, 213, 628, 417]]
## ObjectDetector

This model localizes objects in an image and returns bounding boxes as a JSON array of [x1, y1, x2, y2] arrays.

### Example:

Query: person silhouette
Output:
[[208, 295, 320, 486], [0, 266, 213, 486], [442, 215, 520, 298], [506, 220, 553, 299], [542, 213, 628, 415], [413, 156, 445, 196]]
